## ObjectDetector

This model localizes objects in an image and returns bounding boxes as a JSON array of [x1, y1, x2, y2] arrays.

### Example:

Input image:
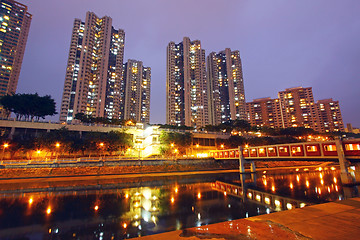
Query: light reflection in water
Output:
[[0, 169, 358, 239]]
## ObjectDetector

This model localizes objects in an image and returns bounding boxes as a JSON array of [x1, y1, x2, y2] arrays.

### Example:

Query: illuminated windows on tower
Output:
[[0, 0, 31, 115], [166, 37, 208, 128], [60, 12, 125, 123], [207, 48, 246, 125]]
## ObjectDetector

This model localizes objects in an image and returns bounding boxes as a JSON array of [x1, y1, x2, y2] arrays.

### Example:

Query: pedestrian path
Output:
[[133, 197, 360, 240]]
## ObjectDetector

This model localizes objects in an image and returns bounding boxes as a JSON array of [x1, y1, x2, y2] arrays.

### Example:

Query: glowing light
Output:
[[306, 180, 309, 187], [331, 167, 336, 170], [300, 203, 306, 208], [318, 167, 323, 171], [174, 187, 178, 193], [3, 143, 9, 148], [263, 171, 267, 174], [264, 197, 271, 205], [46, 207, 52, 215], [171, 197, 175, 203], [123, 223, 127, 229], [286, 203, 293, 210], [245, 144, 249, 148], [37, 150, 41, 154], [99, 142, 104, 147], [327, 187, 331, 193], [275, 200, 281, 207], [125, 193, 129, 199], [318, 188, 322, 194], [29, 198, 33, 205], [256, 195, 261, 202], [290, 183, 293, 189], [304, 168, 309, 171], [55, 143, 60, 148], [196, 144, 199, 148], [94, 205, 99, 211], [224, 191, 227, 196], [320, 173, 323, 179], [271, 186, 275, 192], [296, 175, 300, 182], [220, 144, 224, 149], [333, 177, 337, 183], [197, 192, 201, 199], [295, 168, 299, 172], [143, 189, 151, 200], [263, 179, 267, 186], [247, 192, 252, 199], [321, 179, 324, 185], [335, 185, 338, 191]]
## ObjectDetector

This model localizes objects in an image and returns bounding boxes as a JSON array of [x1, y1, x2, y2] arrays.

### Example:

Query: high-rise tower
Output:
[[60, 12, 125, 123], [166, 37, 208, 128], [278, 87, 321, 131], [0, 0, 31, 97], [123, 59, 151, 123], [317, 98, 344, 132], [207, 48, 246, 125]]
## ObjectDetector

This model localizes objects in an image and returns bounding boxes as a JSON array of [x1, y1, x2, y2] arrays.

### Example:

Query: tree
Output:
[[0, 93, 57, 120], [159, 131, 192, 156]]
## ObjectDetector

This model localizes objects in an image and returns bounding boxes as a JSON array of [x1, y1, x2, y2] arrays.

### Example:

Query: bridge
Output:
[[209, 138, 360, 184]]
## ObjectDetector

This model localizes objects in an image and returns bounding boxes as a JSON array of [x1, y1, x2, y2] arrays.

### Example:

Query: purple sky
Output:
[[17, 0, 360, 127]]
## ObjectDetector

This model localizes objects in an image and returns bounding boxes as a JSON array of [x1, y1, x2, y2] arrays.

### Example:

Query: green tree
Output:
[[0, 93, 57, 120], [159, 131, 192, 156]]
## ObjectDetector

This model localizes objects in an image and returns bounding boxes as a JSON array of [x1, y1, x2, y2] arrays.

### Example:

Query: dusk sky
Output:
[[17, 0, 360, 127]]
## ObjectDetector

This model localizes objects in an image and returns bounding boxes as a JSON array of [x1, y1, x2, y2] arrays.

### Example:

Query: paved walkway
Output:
[[133, 198, 360, 240]]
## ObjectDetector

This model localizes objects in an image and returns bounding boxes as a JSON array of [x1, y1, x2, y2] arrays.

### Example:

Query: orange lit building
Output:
[[278, 87, 321, 131], [246, 97, 282, 128], [317, 98, 344, 132], [246, 87, 345, 133]]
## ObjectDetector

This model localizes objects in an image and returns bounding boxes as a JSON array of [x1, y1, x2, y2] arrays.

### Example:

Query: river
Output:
[[0, 166, 359, 239]]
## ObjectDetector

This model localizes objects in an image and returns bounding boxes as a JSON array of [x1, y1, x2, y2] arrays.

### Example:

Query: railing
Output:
[[209, 139, 360, 161], [212, 181, 308, 211]]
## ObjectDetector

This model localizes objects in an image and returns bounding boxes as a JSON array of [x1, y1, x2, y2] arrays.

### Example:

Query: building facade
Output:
[[0, 0, 31, 97], [207, 48, 246, 125], [60, 12, 125, 123], [278, 87, 321, 131], [317, 98, 344, 132], [123, 59, 151, 123], [246, 97, 282, 128], [166, 37, 208, 128], [246, 87, 345, 133]]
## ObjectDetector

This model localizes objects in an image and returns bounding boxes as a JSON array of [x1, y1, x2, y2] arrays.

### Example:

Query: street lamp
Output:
[[2, 143, 9, 161], [55, 143, 60, 160], [99, 142, 104, 159]]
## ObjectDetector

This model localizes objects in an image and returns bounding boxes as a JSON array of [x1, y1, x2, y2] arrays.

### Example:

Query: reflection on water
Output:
[[0, 167, 359, 239]]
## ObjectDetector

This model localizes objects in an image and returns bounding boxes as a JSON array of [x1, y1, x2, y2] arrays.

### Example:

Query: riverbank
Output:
[[0, 158, 328, 181], [133, 197, 360, 240]]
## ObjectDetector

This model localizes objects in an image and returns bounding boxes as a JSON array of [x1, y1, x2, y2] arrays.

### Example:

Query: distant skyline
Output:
[[16, 0, 360, 127]]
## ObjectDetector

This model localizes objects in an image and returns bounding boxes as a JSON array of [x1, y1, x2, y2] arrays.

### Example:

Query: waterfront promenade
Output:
[[134, 197, 360, 240]]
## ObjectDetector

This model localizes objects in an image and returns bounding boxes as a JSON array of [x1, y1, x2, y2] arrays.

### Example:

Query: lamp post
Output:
[[2, 143, 9, 161], [55, 142, 60, 161], [99, 142, 104, 159]]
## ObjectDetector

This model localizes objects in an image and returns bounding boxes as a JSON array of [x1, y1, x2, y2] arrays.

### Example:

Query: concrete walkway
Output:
[[133, 198, 360, 240]]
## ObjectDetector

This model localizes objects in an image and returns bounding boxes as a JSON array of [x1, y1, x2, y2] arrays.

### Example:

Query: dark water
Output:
[[0, 167, 359, 240]]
